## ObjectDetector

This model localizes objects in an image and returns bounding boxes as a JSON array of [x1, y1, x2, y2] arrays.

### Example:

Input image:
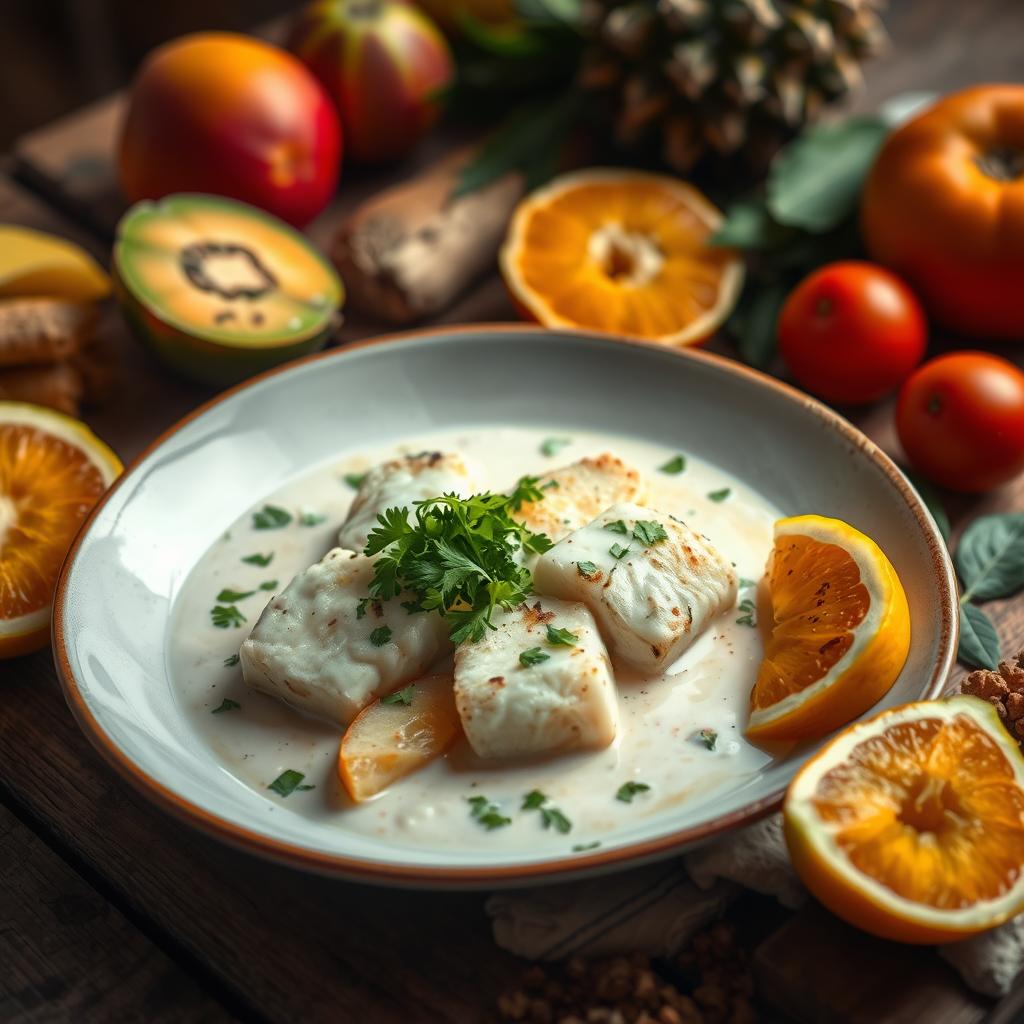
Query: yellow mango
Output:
[[0, 225, 110, 302]]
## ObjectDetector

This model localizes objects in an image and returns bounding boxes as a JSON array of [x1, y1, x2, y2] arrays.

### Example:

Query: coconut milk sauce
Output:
[[168, 427, 782, 852]]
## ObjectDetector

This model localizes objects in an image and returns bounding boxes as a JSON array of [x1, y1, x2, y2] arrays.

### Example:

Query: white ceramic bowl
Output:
[[55, 326, 957, 887]]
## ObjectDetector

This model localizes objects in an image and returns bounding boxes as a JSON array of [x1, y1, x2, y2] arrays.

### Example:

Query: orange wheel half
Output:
[[0, 402, 121, 657], [500, 169, 744, 346]]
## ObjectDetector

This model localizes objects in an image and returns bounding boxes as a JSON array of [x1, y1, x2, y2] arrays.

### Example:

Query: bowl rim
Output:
[[52, 324, 958, 886]]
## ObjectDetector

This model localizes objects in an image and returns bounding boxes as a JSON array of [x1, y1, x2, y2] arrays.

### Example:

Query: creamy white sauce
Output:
[[168, 427, 783, 853]]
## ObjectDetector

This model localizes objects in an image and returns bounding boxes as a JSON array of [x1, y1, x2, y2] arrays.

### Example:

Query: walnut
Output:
[[961, 650, 1024, 748]]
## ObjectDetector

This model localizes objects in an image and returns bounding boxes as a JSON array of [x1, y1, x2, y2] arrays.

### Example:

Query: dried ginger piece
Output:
[[0, 296, 96, 367], [962, 651, 1024, 743], [0, 362, 84, 416]]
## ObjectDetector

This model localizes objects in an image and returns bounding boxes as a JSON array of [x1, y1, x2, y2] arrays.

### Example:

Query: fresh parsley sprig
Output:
[[362, 482, 553, 645]]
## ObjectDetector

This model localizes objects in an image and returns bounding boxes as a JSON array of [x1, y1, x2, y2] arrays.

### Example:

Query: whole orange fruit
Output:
[[862, 85, 1024, 340]]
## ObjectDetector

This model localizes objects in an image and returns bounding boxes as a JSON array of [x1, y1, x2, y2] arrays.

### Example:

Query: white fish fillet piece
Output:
[[533, 502, 737, 672], [454, 598, 617, 759], [339, 451, 484, 553], [515, 453, 645, 545], [240, 547, 451, 725]]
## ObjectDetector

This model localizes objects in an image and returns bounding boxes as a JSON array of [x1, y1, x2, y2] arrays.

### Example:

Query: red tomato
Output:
[[896, 352, 1024, 493], [777, 261, 928, 405]]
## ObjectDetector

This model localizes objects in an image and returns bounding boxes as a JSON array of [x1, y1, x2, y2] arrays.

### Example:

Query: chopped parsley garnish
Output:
[[540, 437, 571, 457], [362, 482, 554, 645], [252, 505, 292, 530], [541, 806, 572, 833], [299, 510, 327, 526], [467, 795, 511, 830], [223, 654, 240, 668], [520, 647, 550, 667], [736, 598, 756, 627], [211, 605, 246, 629], [659, 455, 686, 475], [344, 472, 366, 490], [573, 841, 601, 852], [217, 587, 254, 603], [521, 790, 572, 833], [259, 580, 278, 591], [242, 552, 273, 567], [739, 577, 757, 589], [545, 624, 578, 647], [604, 519, 628, 535], [401, 599, 425, 614], [616, 781, 651, 803], [268, 770, 314, 796], [698, 728, 718, 750], [576, 560, 598, 577], [633, 520, 668, 546], [609, 543, 630, 560], [708, 488, 731, 503], [211, 697, 240, 713], [356, 597, 370, 620], [542, 480, 560, 491], [381, 685, 415, 706], [369, 626, 392, 647]]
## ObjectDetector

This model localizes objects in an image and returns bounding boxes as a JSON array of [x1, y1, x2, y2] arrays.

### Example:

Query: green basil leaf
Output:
[[766, 117, 888, 232], [958, 603, 1001, 670], [732, 282, 787, 369], [956, 513, 1024, 601], [711, 197, 793, 250]]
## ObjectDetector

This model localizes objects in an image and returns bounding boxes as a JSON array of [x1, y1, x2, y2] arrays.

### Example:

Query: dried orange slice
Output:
[[339, 672, 461, 802], [0, 402, 121, 658], [500, 169, 743, 346], [785, 695, 1024, 943], [746, 515, 910, 742]]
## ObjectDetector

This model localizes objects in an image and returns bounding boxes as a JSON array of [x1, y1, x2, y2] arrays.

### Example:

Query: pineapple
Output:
[[578, 0, 887, 173]]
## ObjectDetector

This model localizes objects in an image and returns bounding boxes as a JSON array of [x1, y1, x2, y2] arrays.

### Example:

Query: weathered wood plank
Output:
[[0, 804, 233, 1023]]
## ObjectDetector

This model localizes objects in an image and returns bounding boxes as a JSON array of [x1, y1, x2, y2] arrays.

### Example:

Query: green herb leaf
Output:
[[736, 598, 756, 627], [515, 0, 582, 25], [739, 578, 758, 589], [223, 654, 240, 668], [959, 603, 1001, 670], [356, 597, 370, 620], [545, 624, 578, 647], [711, 196, 793, 250], [540, 437, 571, 457], [521, 789, 547, 809], [299, 510, 327, 527], [520, 647, 550, 667], [731, 280, 787, 369], [259, 580, 278, 591], [708, 488, 731, 503], [467, 795, 511, 830], [766, 116, 889, 232], [453, 91, 581, 198], [698, 728, 718, 750], [540, 806, 572, 833], [211, 605, 246, 629], [633, 520, 668, 546], [242, 552, 273, 567], [344, 472, 366, 490], [616, 781, 651, 803], [268, 770, 314, 796], [577, 560, 598, 577], [542, 480, 560, 491], [381, 685, 415, 706], [604, 519, 628, 535], [252, 505, 292, 530], [956, 513, 1024, 602], [904, 471, 951, 544], [659, 455, 686, 475], [572, 841, 601, 852], [370, 626, 393, 647], [211, 697, 240, 713], [216, 587, 254, 603], [609, 543, 630, 560]]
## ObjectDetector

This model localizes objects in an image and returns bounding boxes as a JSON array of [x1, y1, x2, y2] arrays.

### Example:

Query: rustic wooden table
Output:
[[3, 3, 1024, 1022]]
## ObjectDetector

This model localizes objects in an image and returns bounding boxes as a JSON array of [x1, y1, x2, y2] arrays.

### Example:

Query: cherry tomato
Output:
[[777, 261, 928, 405], [896, 351, 1024, 493]]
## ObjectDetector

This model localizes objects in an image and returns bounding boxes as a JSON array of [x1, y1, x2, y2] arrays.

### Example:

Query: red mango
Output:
[[118, 32, 342, 227], [289, 0, 453, 165]]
